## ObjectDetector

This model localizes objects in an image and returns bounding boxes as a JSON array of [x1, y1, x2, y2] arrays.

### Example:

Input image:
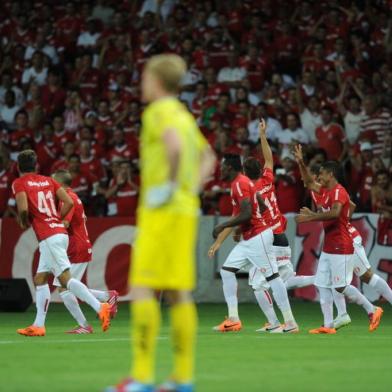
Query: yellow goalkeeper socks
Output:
[[170, 301, 197, 384], [131, 297, 161, 383]]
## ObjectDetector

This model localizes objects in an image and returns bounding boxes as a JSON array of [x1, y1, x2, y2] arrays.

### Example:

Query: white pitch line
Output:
[[0, 336, 168, 345]]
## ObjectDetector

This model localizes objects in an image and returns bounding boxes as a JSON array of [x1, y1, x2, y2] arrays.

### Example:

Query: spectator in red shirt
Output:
[[107, 128, 137, 163], [359, 95, 392, 157], [40, 68, 66, 116], [51, 141, 76, 172], [275, 153, 304, 213], [0, 154, 15, 217], [105, 160, 139, 217], [71, 53, 100, 102], [55, 1, 82, 49], [202, 178, 232, 216], [303, 41, 335, 78], [204, 67, 229, 106], [349, 141, 374, 211], [8, 110, 34, 152], [371, 169, 392, 245], [315, 106, 348, 161], [53, 115, 75, 145], [79, 140, 106, 181], [35, 123, 60, 175], [68, 153, 98, 207]]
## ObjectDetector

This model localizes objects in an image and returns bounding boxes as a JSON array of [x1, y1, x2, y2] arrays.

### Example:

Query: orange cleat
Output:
[[309, 326, 336, 334], [17, 325, 46, 337], [369, 306, 383, 332], [213, 317, 242, 332], [99, 303, 111, 332]]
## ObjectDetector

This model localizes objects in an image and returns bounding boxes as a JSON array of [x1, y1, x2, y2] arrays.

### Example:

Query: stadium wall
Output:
[[0, 215, 391, 303]]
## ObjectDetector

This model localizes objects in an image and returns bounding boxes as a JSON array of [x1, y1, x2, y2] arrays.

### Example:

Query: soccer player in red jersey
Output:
[[52, 169, 119, 334], [210, 127, 299, 333], [300, 157, 392, 329], [295, 149, 383, 334], [244, 121, 314, 332], [12, 150, 112, 337]]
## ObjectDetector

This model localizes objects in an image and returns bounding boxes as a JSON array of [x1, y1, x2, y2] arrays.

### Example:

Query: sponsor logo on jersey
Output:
[[27, 180, 50, 187], [49, 223, 65, 228]]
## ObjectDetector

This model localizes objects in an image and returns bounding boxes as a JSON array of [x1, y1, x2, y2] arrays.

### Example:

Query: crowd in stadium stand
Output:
[[0, 0, 391, 239]]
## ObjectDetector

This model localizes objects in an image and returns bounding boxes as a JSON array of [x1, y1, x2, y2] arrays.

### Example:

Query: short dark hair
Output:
[[68, 154, 80, 162], [17, 149, 37, 173], [321, 106, 333, 114], [309, 164, 321, 176], [312, 148, 327, 162], [320, 161, 340, 179], [376, 169, 389, 178], [243, 157, 261, 180], [53, 169, 72, 186], [223, 154, 242, 172]]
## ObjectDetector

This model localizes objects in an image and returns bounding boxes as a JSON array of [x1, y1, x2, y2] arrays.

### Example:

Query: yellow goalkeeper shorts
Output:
[[130, 208, 198, 290]]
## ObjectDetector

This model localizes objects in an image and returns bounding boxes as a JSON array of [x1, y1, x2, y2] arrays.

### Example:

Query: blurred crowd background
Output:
[[0, 0, 391, 241]]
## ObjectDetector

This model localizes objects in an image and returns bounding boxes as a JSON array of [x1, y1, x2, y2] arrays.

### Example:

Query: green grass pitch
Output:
[[1, 301, 391, 392]]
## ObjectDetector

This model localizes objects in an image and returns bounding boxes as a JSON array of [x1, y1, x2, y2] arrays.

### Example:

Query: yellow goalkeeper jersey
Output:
[[139, 96, 207, 214]]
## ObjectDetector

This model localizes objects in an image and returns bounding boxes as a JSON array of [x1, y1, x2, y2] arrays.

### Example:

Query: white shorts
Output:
[[53, 262, 89, 287], [37, 234, 71, 278], [249, 261, 295, 291], [314, 252, 354, 288], [274, 245, 291, 267], [352, 238, 371, 277], [223, 228, 277, 278]]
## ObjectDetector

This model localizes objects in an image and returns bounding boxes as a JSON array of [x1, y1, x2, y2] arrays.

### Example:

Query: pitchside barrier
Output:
[[0, 215, 390, 303]]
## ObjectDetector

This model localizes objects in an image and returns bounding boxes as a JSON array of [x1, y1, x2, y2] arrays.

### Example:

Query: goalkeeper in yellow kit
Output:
[[106, 54, 215, 392]]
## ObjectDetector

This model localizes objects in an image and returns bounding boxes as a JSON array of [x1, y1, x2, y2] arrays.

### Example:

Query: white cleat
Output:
[[333, 313, 351, 330], [270, 323, 299, 334], [256, 323, 282, 333]]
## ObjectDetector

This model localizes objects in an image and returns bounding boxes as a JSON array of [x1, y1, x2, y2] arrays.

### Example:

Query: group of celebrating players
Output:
[[10, 53, 392, 392], [208, 119, 391, 334], [12, 150, 118, 337]]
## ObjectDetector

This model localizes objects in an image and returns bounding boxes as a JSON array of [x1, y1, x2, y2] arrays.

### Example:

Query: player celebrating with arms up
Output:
[[295, 154, 383, 334], [295, 147, 390, 330], [106, 55, 215, 392], [13, 150, 112, 337], [245, 121, 314, 332], [211, 121, 299, 334], [52, 169, 119, 334]]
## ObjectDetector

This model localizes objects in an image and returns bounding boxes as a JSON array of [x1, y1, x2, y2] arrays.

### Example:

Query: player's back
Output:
[[231, 173, 254, 240], [12, 173, 66, 241], [253, 168, 287, 234], [140, 96, 207, 214], [321, 184, 353, 254], [65, 188, 92, 262]]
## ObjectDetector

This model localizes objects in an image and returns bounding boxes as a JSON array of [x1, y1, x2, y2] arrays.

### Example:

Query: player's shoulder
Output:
[[262, 167, 274, 180], [67, 188, 81, 203], [255, 177, 273, 194], [336, 183, 349, 193], [238, 174, 252, 186]]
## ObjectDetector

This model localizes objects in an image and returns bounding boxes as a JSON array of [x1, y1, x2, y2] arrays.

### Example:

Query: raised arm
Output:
[[293, 144, 322, 193], [259, 118, 273, 170]]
